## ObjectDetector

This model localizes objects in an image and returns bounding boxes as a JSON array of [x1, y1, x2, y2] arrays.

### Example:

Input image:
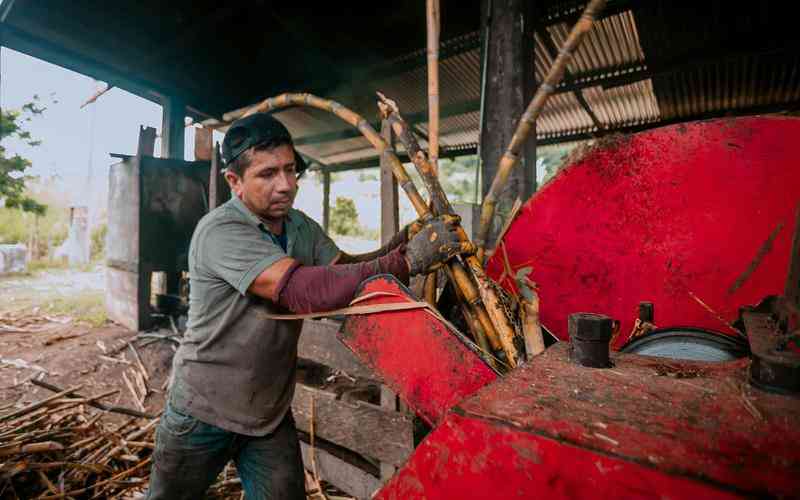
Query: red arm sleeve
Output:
[[276, 246, 409, 313]]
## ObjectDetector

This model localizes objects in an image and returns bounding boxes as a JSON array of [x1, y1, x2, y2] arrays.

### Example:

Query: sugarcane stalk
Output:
[[426, 0, 440, 171], [234, 93, 431, 217], [475, 0, 607, 260], [423, 273, 438, 306], [377, 94, 520, 366], [441, 265, 496, 369], [0, 441, 63, 457], [425, 0, 442, 314]]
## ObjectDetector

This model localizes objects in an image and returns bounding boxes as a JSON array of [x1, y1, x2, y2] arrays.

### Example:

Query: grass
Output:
[[27, 258, 71, 274], [1, 260, 108, 327], [3, 258, 100, 277], [43, 291, 108, 327]]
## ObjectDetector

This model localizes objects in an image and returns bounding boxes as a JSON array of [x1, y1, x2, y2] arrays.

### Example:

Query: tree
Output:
[[329, 196, 361, 236], [0, 95, 51, 215]]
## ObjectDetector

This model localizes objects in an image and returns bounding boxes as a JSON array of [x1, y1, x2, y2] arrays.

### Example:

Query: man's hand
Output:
[[405, 215, 470, 275], [405, 218, 425, 241]]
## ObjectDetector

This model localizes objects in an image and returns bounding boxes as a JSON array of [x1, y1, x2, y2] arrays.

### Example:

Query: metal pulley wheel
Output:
[[620, 328, 749, 362]]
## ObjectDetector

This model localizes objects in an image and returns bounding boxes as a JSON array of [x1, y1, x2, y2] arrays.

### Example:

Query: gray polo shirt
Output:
[[169, 195, 340, 436]]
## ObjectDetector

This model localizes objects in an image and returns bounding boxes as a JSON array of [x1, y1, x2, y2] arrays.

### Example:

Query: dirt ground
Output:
[[0, 266, 174, 420]]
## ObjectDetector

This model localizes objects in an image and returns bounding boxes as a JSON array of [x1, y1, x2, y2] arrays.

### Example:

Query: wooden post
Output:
[[137, 126, 156, 157], [194, 126, 213, 161], [161, 96, 185, 160], [160, 98, 184, 295], [209, 142, 221, 211], [380, 119, 400, 244], [479, 0, 537, 248], [322, 170, 331, 234]]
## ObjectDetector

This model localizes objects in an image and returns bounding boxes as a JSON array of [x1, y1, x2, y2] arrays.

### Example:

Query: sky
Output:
[[1, 47, 169, 215]]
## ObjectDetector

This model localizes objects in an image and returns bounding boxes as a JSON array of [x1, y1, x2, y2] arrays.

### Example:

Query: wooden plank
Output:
[[292, 383, 413, 467], [194, 126, 213, 161], [299, 320, 375, 380], [379, 385, 400, 482], [300, 441, 381, 500], [379, 119, 400, 244], [106, 158, 142, 331], [105, 267, 139, 332]]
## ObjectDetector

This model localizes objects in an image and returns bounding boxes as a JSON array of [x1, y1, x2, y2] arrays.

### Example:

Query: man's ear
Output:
[[224, 170, 243, 196]]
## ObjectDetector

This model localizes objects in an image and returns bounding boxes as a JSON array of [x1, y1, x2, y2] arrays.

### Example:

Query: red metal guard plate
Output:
[[486, 117, 800, 347], [338, 275, 497, 426]]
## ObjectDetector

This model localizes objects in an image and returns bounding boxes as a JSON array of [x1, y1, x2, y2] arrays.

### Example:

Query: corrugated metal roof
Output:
[[243, 2, 800, 168]]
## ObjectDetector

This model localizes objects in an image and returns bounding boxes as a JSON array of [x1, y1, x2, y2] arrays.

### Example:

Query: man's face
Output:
[[226, 144, 298, 222]]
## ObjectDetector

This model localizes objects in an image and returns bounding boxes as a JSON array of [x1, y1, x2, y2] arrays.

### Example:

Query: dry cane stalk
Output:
[[426, 0, 440, 172], [475, 0, 607, 260], [424, 0, 444, 310], [31, 379, 152, 419], [39, 457, 152, 500], [127, 342, 149, 383], [0, 385, 84, 422], [121, 371, 144, 413], [423, 273, 438, 307]]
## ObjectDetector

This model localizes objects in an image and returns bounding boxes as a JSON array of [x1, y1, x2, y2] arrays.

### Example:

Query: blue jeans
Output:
[[146, 401, 305, 500]]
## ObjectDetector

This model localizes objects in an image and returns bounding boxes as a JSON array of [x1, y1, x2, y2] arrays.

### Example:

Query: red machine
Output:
[[339, 117, 800, 498]]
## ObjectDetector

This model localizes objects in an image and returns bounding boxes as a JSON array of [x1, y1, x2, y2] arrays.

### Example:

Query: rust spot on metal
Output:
[[510, 440, 542, 465], [728, 221, 785, 294]]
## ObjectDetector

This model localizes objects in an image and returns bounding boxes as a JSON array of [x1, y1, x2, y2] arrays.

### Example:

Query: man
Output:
[[146, 113, 462, 499]]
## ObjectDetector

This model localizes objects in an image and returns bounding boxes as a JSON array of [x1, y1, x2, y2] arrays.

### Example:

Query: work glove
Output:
[[404, 215, 470, 275]]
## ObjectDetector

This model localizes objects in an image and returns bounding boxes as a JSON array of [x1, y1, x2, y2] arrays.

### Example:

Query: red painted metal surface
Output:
[[378, 344, 800, 499], [486, 117, 800, 347], [379, 414, 737, 500], [338, 276, 497, 425]]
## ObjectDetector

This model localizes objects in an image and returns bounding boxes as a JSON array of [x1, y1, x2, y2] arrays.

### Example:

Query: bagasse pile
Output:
[[0, 384, 345, 499], [0, 385, 244, 499]]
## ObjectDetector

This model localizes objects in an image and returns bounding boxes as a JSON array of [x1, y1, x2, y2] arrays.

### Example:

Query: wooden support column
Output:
[[160, 97, 185, 295], [161, 96, 185, 160], [194, 126, 213, 161], [479, 0, 537, 248], [322, 171, 331, 234], [209, 143, 221, 211], [380, 119, 400, 244], [137, 126, 157, 156]]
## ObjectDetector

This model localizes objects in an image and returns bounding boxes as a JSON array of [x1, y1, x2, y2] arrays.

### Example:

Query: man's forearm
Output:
[[335, 228, 408, 264], [277, 247, 409, 313]]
